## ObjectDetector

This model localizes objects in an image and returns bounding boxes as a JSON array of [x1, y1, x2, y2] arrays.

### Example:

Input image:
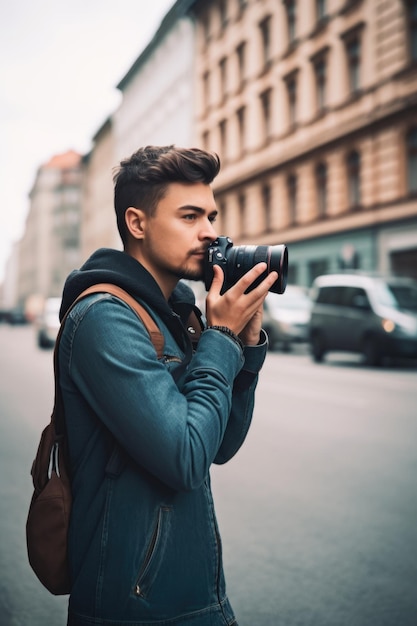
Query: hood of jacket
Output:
[[59, 248, 198, 349]]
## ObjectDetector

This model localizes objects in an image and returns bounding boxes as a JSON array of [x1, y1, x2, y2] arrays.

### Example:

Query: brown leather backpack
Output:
[[26, 284, 174, 595]]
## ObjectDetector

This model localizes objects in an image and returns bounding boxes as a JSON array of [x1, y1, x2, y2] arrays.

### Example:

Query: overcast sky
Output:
[[0, 0, 174, 283]]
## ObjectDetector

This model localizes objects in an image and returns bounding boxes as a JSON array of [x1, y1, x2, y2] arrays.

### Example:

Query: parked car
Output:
[[309, 273, 417, 365], [4, 307, 28, 324], [263, 285, 312, 351], [36, 297, 61, 348]]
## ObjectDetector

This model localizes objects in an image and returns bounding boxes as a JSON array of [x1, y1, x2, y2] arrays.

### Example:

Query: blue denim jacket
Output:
[[59, 291, 267, 625]]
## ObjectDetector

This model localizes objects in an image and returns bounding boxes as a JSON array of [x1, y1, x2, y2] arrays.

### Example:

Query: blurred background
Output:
[[1, 0, 417, 625], [2, 0, 417, 315]]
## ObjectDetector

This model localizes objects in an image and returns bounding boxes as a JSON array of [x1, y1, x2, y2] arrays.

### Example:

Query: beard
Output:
[[171, 252, 206, 282], [172, 265, 205, 282]]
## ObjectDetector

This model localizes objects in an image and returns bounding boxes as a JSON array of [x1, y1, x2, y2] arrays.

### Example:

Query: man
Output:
[[59, 145, 278, 625]]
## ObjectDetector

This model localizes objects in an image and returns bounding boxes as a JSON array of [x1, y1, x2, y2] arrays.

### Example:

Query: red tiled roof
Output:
[[44, 149, 81, 169]]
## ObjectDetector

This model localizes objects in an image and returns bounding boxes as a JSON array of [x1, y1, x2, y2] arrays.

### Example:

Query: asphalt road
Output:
[[1, 324, 416, 626]]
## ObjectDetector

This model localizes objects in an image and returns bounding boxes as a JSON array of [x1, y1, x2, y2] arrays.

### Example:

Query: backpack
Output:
[[26, 283, 184, 595]]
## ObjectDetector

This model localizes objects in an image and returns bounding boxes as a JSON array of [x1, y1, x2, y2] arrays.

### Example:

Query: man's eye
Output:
[[209, 215, 217, 223], [184, 214, 196, 221]]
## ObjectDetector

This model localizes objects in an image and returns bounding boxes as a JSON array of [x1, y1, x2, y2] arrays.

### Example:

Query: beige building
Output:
[[81, 118, 120, 262], [16, 150, 83, 310], [192, 0, 417, 284]]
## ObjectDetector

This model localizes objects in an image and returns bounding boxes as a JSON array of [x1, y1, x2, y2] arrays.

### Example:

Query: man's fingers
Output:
[[208, 264, 225, 296], [231, 263, 278, 297]]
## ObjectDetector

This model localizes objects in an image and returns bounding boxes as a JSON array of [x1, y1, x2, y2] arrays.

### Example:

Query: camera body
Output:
[[204, 236, 288, 294]]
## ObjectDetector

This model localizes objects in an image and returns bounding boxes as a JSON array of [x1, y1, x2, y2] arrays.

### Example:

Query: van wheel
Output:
[[363, 336, 381, 366], [311, 333, 325, 363]]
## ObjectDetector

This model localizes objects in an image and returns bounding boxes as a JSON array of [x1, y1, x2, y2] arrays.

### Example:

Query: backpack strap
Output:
[[185, 307, 204, 349], [70, 283, 164, 358], [52, 284, 164, 438]]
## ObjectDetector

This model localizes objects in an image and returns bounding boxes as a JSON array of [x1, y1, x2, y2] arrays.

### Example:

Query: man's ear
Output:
[[125, 207, 147, 240]]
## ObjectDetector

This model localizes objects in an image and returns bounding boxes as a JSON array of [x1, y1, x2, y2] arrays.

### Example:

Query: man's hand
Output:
[[205, 263, 278, 346]]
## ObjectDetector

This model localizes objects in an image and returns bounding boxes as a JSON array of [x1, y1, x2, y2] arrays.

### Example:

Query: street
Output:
[[1, 324, 417, 626]]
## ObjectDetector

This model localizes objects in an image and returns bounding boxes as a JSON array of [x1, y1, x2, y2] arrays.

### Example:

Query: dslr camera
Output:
[[204, 236, 288, 294]]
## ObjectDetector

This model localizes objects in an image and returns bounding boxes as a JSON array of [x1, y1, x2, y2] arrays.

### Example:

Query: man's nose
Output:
[[200, 220, 217, 241]]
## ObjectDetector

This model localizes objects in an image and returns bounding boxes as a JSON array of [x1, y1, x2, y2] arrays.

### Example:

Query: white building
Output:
[[113, 1, 197, 162]]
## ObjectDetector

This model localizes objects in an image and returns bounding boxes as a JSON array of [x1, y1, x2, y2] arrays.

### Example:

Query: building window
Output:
[[262, 183, 272, 231], [260, 88, 273, 142], [236, 42, 246, 90], [237, 0, 247, 17], [313, 53, 328, 113], [202, 130, 210, 151], [237, 106, 246, 155], [347, 150, 361, 208], [406, 127, 417, 193], [285, 71, 298, 127], [284, 1, 297, 45], [202, 71, 210, 110], [259, 15, 272, 69], [219, 0, 228, 29], [202, 11, 211, 45], [316, 0, 327, 21], [406, 0, 417, 61], [219, 56, 227, 101], [219, 119, 227, 159], [316, 162, 328, 216], [287, 173, 297, 224], [238, 192, 247, 236], [346, 36, 361, 93]]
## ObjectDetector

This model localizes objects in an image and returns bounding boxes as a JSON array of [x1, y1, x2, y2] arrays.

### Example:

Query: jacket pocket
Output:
[[133, 505, 172, 599]]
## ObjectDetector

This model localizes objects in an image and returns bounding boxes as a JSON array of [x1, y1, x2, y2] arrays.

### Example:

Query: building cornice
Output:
[[214, 92, 417, 193]]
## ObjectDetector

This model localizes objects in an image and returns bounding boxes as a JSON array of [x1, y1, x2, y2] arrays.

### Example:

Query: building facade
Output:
[[16, 150, 83, 311], [113, 0, 197, 163], [192, 0, 417, 285], [81, 118, 120, 262]]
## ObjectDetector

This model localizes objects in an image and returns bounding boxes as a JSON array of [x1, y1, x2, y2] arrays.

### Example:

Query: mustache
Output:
[[188, 247, 209, 256]]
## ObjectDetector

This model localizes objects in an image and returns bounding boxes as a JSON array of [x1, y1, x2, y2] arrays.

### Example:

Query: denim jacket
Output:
[[59, 267, 267, 625]]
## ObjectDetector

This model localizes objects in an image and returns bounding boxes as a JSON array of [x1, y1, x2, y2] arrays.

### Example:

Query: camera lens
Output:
[[228, 244, 288, 294]]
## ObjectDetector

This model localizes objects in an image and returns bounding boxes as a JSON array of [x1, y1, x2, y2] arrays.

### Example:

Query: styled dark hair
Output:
[[113, 145, 221, 245]]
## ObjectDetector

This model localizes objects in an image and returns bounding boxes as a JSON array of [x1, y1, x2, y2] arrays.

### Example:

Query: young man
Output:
[[59, 145, 278, 625]]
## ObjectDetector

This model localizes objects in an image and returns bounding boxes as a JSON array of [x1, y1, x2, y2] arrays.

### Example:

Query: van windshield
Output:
[[374, 282, 417, 311]]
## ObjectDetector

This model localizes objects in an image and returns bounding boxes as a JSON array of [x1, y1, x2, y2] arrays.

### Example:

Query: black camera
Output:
[[204, 236, 288, 294]]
